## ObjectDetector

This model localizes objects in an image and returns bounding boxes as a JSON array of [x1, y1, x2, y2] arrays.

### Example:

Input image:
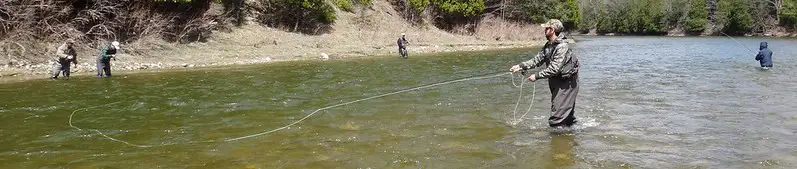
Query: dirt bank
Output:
[[0, 1, 545, 81]]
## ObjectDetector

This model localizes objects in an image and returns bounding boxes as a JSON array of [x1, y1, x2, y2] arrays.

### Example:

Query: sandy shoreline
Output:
[[0, 1, 549, 83], [0, 41, 544, 84]]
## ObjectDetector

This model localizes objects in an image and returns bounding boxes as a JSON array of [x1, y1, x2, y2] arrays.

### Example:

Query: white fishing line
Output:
[[70, 71, 537, 147]]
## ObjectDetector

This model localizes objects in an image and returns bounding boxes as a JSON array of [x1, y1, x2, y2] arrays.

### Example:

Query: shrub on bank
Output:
[[337, 0, 374, 12], [251, 0, 336, 34]]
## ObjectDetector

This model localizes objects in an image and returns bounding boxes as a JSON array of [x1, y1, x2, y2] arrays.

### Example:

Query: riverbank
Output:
[[0, 39, 543, 83], [0, 22, 545, 82], [0, 1, 546, 82]]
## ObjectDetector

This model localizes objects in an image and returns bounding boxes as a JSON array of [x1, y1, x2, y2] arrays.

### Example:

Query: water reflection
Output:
[[547, 130, 576, 169]]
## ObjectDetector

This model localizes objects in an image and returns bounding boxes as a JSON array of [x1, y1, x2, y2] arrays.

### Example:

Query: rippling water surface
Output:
[[1, 36, 796, 168]]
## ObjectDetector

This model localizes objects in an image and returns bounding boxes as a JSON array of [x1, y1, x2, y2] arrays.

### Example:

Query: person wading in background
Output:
[[51, 39, 77, 80]]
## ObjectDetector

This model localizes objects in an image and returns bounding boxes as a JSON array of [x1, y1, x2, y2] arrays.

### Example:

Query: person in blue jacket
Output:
[[755, 42, 773, 70]]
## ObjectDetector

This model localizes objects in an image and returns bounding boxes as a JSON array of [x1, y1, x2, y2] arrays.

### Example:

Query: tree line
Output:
[[576, 0, 797, 35], [388, 0, 797, 35], [3, 0, 796, 50]]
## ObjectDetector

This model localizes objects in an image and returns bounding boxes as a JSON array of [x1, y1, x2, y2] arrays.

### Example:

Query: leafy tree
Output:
[[408, 0, 432, 14], [563, 0, 580, 29], [780, 0, 797, 29], [337, 0, 374, 12], [719, 0, 753, 34], [434, 0, 485, 17], [684, 0, 708, 33], [510, 0, 580, 30], [253, 0, 337, 33]]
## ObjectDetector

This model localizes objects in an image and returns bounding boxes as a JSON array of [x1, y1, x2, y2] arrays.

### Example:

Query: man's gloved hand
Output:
[[67, 55, 74, 60]]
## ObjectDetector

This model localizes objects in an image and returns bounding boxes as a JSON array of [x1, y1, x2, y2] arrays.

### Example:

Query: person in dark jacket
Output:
[[51, 39, 77, 80], [755, 41, 773, 70], [397, 33, 409, 58], [509, 19, 580, 128], [96, 41, 120, 77]]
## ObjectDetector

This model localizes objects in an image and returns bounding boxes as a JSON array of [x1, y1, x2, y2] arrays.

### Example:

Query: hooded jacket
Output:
[[755, 42, 773, 67]]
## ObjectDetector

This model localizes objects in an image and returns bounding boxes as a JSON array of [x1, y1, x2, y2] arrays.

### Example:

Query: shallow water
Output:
[[1, 36, 796, 168]]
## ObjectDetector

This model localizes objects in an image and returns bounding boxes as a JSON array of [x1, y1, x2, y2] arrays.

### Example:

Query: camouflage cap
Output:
[[540, 19, 565, 33]]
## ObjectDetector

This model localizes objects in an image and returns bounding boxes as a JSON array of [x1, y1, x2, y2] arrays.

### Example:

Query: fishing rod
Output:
[[720, 32, 755, 54]]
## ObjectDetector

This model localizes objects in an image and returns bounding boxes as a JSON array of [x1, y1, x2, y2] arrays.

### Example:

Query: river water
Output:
[[1, 36, 795, 168]]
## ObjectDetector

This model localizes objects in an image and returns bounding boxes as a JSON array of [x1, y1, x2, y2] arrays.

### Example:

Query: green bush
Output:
[[511, 0, 579, 30], [288, 0, 335, 24], [719, 0, 753, 34], [408, 0, 431, 14], [585, 0, 699, 35], [579, 0, 604, 32], [684, 0, 708, 33], [563, 0, 580, 30], [254, 0, 336, 33], [434, 0, 485, 17], [337, 0, 354, 12], [337, 0, 373, 12], [590, 0, 666, 34], [780, 0, 797, 30], [518, 0, 561, 23], [643, 1, 666, 33]]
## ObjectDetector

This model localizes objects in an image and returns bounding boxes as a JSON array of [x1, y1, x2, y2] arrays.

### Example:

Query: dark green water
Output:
[[1, 37, 796, 168]]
